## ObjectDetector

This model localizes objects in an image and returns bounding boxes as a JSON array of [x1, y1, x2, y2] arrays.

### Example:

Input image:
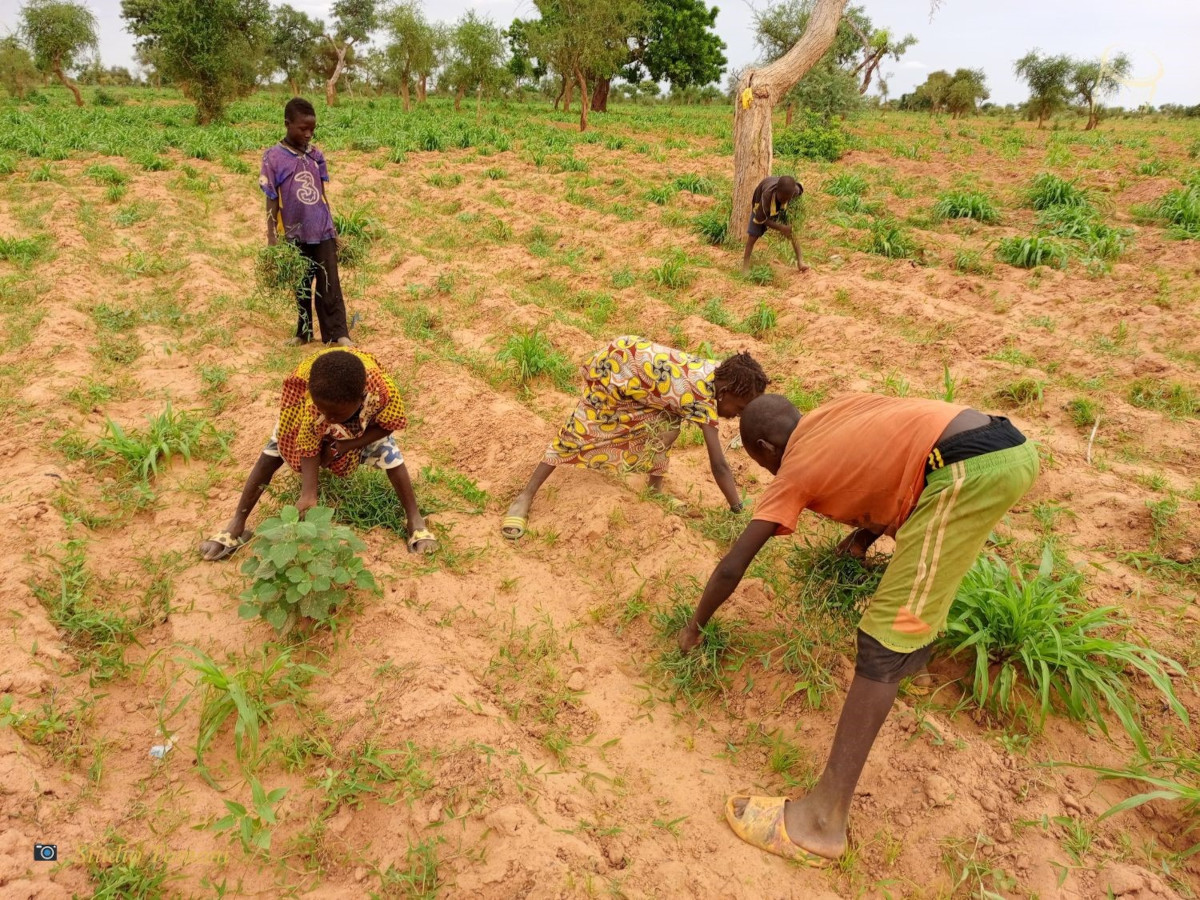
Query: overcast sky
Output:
[[1, 0, 1195, 106]]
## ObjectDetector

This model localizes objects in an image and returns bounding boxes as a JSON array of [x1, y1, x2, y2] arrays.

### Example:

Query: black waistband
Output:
[[926, 416, 1026, 473]]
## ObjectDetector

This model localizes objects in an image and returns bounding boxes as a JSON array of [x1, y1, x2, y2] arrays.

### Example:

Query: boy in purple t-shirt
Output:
[[260, 97, 352, 346]]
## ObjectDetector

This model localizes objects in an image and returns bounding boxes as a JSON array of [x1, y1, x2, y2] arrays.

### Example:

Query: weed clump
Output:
[[653, 601, 738, 705], [933, 191, 1000, 224], [496, 329, 573, 389], [996, 235, 1069, 269], [866, 218, 920, 259], [1026, 173, 1091, 210], [255, 241, 311, 296], [940, 548, 1186, 752], [1127, 377, 1198, 418], [1149, 174, 1200, 239], [693, 199, 731, 245]]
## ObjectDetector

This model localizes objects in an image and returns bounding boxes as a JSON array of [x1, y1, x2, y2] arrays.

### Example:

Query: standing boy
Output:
[[260, 97, 352, 347], [501, 336, 770, 540], [743, 175, 807, 274], [678, 393, 1038, 864], [199, 348, 435, 560]]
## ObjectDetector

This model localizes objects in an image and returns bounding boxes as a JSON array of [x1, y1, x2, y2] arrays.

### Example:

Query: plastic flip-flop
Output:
[[500, 515, 527, 540], [724, 795, 831, 868], [200, 530, 251, 562], [407, 528, 437, 554]]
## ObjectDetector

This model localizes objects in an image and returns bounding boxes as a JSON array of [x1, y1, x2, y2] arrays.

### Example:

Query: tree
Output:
[[844, 23, 914, 95], [731, 0, 846, 236], [18, 0, 98, 107], [527, 0, 642, 129], [785, 58, 860, 121], [944, 67, 987, 117], [1014, 49, 1071, 128], [415, 24, 447, 103], [1072, 53, 1130, 130], [381, 1, 437, 111], [324, 0, 378, 106], [122, 0, 270, 124], [0, 36, 40, 99], [624, 0, 727, 103], [268, 5, 325, 96], [446, 11, 506, 122], [505, 18, 545, 89]]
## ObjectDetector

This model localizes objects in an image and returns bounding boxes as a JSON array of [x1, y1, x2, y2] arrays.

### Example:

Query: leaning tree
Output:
[[19, 0, 98, 107], [729, 0, 846, 236], [1072, 54, 1130, 131], [324, 0, 378, 106]]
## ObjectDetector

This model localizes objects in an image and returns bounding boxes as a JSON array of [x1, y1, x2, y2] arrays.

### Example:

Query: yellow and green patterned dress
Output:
[[545, 336, 718, 476]]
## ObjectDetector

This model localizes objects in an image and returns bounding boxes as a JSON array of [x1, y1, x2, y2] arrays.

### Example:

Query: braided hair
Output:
[[714, 351, 769, 399]]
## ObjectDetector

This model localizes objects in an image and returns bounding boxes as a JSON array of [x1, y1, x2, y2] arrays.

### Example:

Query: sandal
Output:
[[724, 795, 831, 868], [407, 528, 437, 554], [199, 530, 251, 562], [501, 515, 527, 540]]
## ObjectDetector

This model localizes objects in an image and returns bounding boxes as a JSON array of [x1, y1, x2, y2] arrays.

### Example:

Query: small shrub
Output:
[[933, 191, 1000, 224], [940, 548, 1186, 752], [866, 219, 919, 259], [996, 235, 1069, 269], [1026, 172, 1092, 210], [1127, 378, 1199, 418], [239, 506, 378, 634], [774, 112, 849, 162]]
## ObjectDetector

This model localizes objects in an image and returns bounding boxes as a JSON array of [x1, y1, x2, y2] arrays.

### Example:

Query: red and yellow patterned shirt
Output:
[[275, 348, 407, 475]]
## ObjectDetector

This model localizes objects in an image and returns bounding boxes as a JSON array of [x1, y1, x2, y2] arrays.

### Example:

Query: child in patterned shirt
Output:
[[260, 97, 352, 347], [199, 349, 435, 559]]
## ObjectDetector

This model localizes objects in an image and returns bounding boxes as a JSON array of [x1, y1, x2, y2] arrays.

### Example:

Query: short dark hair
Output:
[[308, 351, 366, 406], [715, 351, 769, 398], [285, 97, 316, 122], [739, 394, 801, 449], [778, 175, 803, 197]]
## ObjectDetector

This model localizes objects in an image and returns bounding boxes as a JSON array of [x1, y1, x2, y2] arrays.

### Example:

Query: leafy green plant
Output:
[[933, 191, 1000, 224], [495, 330, 573, 388], [673, 173, 717, 195], [211, 776, 288, 855], [1026, 173, 1091, 210], [333, 205, 381, 267], [744, 263, 774, 285], [239, 506, 378, 634], [646, 183, 677, 204], [774, 112, 849, 162], [939, 548, 1187, 752], [378, 837, 445, 899], [254, 241, 310, 296], [84, 835, 172, 899], [996, 235, 1069, 269]]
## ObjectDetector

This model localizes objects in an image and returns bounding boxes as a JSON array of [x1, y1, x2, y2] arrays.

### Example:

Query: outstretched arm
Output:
[[678, 519, 777, 651], [702, 424, 742, 511]]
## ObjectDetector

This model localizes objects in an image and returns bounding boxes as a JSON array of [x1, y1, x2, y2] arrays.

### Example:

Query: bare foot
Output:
[[335, 336, 355, 347]]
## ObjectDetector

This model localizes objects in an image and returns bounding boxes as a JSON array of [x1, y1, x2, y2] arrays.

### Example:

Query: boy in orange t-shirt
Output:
[[678, 393, 1038, 866]]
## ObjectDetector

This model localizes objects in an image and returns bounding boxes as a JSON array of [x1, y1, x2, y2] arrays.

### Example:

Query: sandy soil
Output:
[[0, 104, 1197, 899]]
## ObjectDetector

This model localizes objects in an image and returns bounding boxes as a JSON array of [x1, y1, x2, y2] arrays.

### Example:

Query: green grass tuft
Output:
[[933, 191, 1000, 224]]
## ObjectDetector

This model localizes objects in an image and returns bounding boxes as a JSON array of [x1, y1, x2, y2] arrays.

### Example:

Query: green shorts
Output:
[[858, 441, 1040, 653]]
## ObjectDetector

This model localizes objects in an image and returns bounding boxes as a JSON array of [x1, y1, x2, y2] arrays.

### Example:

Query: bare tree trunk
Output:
[[785, 102, 793, 126], [591, 76, 610, 113], [289, 77, 299, 96], [730, 0, 846, 236], [1085, 102, 1097, 130], [54, 58, 83, 107], [326, 41, 350, 107], [564, 76, 574, 113], [418, 76, 427, 103], [859, 53, 884, 94], [575, 68, 589, 131], [454, 87, 464, 111], [401, 74, 410, 112], [476, 83, 483, 123], [1037, 110, 1045, 129]]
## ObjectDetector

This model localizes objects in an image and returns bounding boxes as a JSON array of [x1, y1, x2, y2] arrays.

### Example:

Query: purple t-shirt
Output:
[[259, 142, 336, 245]]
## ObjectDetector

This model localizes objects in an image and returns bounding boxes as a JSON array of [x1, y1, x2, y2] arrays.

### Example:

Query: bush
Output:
[[774, 112, 849, 163], [940, 548, 1186, 752], [239, 505, 378, 634]]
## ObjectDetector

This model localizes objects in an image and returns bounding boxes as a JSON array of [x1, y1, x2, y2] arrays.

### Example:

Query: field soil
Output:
[[0, 96, 1197, 898]]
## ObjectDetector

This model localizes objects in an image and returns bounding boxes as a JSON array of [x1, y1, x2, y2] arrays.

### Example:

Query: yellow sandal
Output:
[[724, 795, 831, 868], [501, 515, 527, 540]]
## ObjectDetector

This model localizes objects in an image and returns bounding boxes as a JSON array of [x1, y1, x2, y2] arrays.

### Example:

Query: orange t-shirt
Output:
[[752, 394, 965, 537]]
